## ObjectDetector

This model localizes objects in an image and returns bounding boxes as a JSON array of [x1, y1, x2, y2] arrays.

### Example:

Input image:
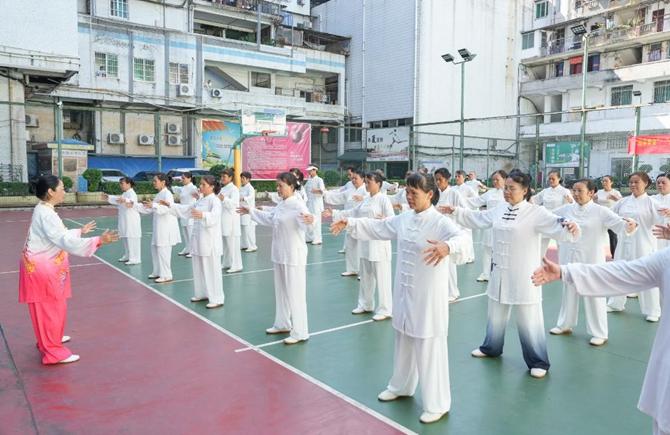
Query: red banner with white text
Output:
[[628, 134, 670, 155]]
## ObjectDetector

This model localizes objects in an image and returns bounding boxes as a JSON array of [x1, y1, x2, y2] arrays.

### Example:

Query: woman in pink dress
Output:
[[19, 175, 118, 365]]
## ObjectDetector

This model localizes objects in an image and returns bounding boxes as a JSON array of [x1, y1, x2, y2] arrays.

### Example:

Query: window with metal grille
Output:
[[649, 42, 662, 61], [110, 0, 128, 18], [251, 72, 271, 88], [587, 54, 600, 71], [133, 58, 155, 82], [611, 85, 633, 106], [535, 1, 549, 19], [169, 63, 189, 84], [654, 80, 670, 103], [94, 52, 118, 78], [554, 61, 564, 77], [522, 32, 534, 49]]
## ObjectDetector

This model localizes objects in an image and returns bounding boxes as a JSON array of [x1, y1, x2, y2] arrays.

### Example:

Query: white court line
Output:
[[235, 319, 374, 353], [0, 262, 102, 275], [454, 291, 487, 302], [63, 219, 415, 435], [0, 220, 31, 223]]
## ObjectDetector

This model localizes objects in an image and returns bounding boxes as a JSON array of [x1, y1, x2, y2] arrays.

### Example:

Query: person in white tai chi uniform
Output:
[[532, 170, 573, 256], [176, 172, 199, 257], [162, 175, 224, 309], [240, 172, 315, 345], [239, 171, 258, 252], [304, 164, 326, 245], [532, 222, 670, 435], [219, 168, 243, 273], [331, 172, 468, 424], [337, 167, 356, 253], [654, 172, 670, 252], [607, 172, 663, 322], [466, 171, 487, 194], [138, 173, 181, 283], [594, 175, 622, 257], [443, 170, 580, 379], [549, 178, 638, 346], [103, 177, 142, 265]]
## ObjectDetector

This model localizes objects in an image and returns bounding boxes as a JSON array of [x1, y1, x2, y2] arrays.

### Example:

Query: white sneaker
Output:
[[266, 327, 291, 334], [589, 337, 607, 346], [471, 348, 488, 358], [148, 274, 158, 279], [311, 241, 322, 245], [190, 297, 208, 302], [283, 337, 306, 345], [372, 314, 390, 321], [377, 390, 399, 402], [341, 271, 358, 277], [226, 268, 243, 274], [185, 254, 192, 258], [448, 296, 458, 303], [530, 368, 547, 378], [154, 277, 173, 284], [646, 316, 660, 323], [118, 257, 128, 263], [177, 251, 187, 256], [61, 335, 71, 344], [58, 354, 80, 364], [125, 261, 141, 265], [607, 306, 624, 313], [206, 302, 223, 309], [420, 411, 446, 424], [549, 327, 572, 335], [626, 294, 638, 298], [351, 307, 372, 314], [476, 274, 489, 282], [338, 249, 346, 254], [244, 247, 258, 252]]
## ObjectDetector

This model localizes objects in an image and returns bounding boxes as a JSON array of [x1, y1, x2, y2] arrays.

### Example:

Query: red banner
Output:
[[628, 134, 670, 155], [242, 122, 312, 179]]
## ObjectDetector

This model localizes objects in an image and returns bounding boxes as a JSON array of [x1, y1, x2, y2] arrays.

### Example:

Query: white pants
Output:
[[222, 235, 243, 270], [387, 331, 451, 414], [179, 224, 192, 254], [480, 245, 492, 280], [654, 420, 670, 435], [345, 233, 359, 274], [122, 237, 141, 263], [608, 287, 661, 318], [556, 282, 607, 339], [463, 228, 475, 263], [306, 211, 322, 243], [273, 263, 309, 340], [448, 261, 460, 299], [357, 259, 392, 316], [151, 245, 173, 280], [192, 254, 224, 305], [241, 224, 257, 250]]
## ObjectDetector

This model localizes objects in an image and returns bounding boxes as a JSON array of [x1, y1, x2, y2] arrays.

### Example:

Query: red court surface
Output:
[[0, 208, 405, 434]]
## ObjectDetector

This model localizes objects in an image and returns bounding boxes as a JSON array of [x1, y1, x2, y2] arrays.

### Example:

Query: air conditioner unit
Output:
[[25, 114, 39, 128], [167, 135, 181, 146], [108, 132, 125, 144], [166, 122, 180, 134], [138, 134, 155, 146], [211, 88, 224, 98], [177, 84, 193, 96]]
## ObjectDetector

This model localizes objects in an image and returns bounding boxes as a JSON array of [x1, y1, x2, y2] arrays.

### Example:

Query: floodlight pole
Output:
[[578, 34, 589, 178], [459, 61, 465, 171]]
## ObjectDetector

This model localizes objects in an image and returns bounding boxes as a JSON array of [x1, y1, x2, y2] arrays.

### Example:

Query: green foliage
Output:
[[82, 169, 103, 192], [659, 163, 670, 173], [62, 176, 73, 191], [321, 170, 341, 187], [208, 165, 227, 178], [0, 182, 31, 196], [100, 181, 155, 195], [252, 180, 277, 193], [638, 164, 653, 173]]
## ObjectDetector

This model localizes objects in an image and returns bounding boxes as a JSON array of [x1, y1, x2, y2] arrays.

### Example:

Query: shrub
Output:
[[0, 182, 31, 196], [322, 170, 341, 187], [252, 180, 277, 192], [82, 169, 103, 192], [638, 164, 653, 173], [62, 176, 73, 191], [208, 165, 227, 178], [101, 181, 155, 195], [659, 163, 670, 174]]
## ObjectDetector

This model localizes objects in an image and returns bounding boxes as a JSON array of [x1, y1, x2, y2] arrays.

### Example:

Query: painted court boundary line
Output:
[[63, 219, 415, 435], [0, 262, 102, 275]]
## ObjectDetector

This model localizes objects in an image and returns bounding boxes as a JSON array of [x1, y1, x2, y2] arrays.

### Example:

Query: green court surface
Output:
[[68, 214, 657, 434]]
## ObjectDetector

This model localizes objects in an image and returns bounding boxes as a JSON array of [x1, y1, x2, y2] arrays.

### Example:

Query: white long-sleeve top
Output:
[[304, 175, 326, 213], [381, 180, 398, 195], [389, 188, 410, 212], [437, 187, 470, 264], [467, 188, 504, 248], [334, 192, 395, 262], [168, 193, 222, 257], [339, 180, 354, 192], [249, 194, 312, 266], [176, 183, 199, 227], [654, 193, 670, 250], [554, 201, 634, 265], [137, 188, 181, 247], [239, 183, 256, 226], [532, 185, 572, 210], [612, 193, 662, 260], [595, 188, 622, 209], [107, 188, 141, 238], [346, 206, 467, 338], [324, 183, 368, 210], [453, 200, 579, 304], [219, 182, 241, 237], [561, 249, 670, 433], [453, 183, 477, 205]]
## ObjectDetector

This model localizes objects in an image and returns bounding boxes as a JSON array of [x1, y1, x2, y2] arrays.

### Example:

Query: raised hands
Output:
[[352, 194, 364, 202], [531, 256, 561, 286], [158, 199, 171, 207], [422, 240, 451, 267], [438, 205, 455, 215], [322, 208, 333, 218], [100, 229, 120, 245], [658, 207, 670, 218], [561, 220, 579, 236], [301, 213, 314, 225], [652, 223, 670, 240], [237, 206, 250, 215], [623, 217, 638, 234], [81, 220, 97, 235], [191, 208, 203, 219], [142, 200, 153, 209], [330, 219, 348, 236]]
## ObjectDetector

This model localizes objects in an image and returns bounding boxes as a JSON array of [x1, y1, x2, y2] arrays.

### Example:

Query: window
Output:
[[110, 0, 128, 18], [522, 32, 535, 49], [94, 52, 118, 78], [649, 43, 662, 61], [251, 71, 271, 88], [569, 57, 583, 75], [587, 54, 600, 72], [654, 80, 670, 103], [169, 63, 189, 84], [535, 1, 549, 19], [345, 124, 362, 143], [133, 58, 155, 82], [554, 61, 564, 77], [611, 85, 633, 106]]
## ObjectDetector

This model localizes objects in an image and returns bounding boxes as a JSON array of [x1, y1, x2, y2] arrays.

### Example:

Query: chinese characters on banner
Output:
[[366, 127, 410, 162], [242, 123, 311, 179], [628, 135, 670, 155]]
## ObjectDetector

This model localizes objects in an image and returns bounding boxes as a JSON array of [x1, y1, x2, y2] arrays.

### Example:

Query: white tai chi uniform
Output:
[[169, 193, 224, 304], [335, 192, 395, 316], [304, 174, 325, 244], [137, 188, 181, 280], [249, 195, 313, 341], [466, 179, 486, 193], [436, 186, 469, 300], [467, 187, 504, 281], [346, 206, 467, 415], [219, 182, 243, 272], [608, 193, 663, 318], [654, 193, 670, 251], [337, 180, 355, 251], [389, 188, 410, 213], [381, 180, 399, 195], [532, 185, 573, 255], [561, 249, 670, 435], [453, 183, 478, 262], [453, 200, 579, 371], [553, 201, 636, 340], [324, 184, 369, 274], [107, 188, 142, 264], [595, 188, 623, 257], [176, 183, 198, 255], [239, 182, 257, 251]]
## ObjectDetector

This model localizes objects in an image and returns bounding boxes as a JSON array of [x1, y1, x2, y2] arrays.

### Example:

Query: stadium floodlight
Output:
[[441, 53, 455, 63], [571, 24, 587, 35], [457, 48, 476, 62]]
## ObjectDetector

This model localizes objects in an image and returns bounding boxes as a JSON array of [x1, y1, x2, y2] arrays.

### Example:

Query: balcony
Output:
[[197, 0, 284, 17]]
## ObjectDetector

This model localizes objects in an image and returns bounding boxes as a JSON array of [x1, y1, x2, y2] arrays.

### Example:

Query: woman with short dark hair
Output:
[[103, 177, 142, 265], [177, 171, 199, 257], [219, 168, 243, 273]]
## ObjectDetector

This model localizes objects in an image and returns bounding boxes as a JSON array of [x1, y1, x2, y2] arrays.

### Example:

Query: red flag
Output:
[[627, 135, 670, 155]]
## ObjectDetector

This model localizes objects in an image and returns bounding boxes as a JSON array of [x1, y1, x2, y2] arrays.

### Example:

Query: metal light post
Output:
[[571, 24, 589, 178], [442, 49, 477, 170], [632, 90, 642, 172]]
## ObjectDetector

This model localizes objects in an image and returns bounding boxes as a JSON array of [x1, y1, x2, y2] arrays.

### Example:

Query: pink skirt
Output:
[[19, 250, 72, 303]]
